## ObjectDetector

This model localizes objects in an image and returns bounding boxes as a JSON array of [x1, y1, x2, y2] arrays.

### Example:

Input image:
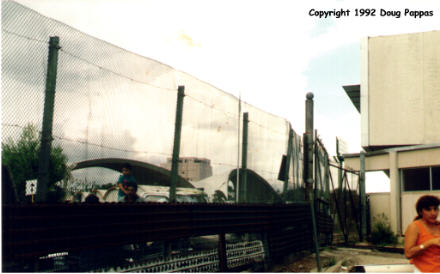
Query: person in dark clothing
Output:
[[119, 182, 146, 203], [117, 163, 136, 201]]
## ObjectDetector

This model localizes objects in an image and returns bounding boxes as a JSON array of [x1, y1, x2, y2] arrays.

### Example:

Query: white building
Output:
[[342, 30, 440, 235]]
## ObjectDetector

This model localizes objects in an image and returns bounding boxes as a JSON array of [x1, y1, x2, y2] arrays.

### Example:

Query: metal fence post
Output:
[[314, 130, 319, 210], [169, 86, 185, 203], [282, 128, 293, 202], [337, 138, 344, 197], [360, 151, 366, 241], [240, 112, 248, 203], [261, 232, 271, 270], [218, 233, 228, 272], [36, 36, 60, 203], [324, 154, 330, 215], [310, 201, 322, 272], [236, 95, 241, 203], [304, 93, 314, 202]]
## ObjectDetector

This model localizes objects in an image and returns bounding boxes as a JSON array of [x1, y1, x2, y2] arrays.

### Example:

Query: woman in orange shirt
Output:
[[404, 195, 440, 272]]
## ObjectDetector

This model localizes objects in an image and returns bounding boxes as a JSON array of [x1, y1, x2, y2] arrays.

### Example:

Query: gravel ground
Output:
[[269, 247, 411, 272]]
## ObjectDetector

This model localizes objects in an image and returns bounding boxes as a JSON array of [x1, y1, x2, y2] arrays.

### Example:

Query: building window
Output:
[[432, 166, 440, 190], [402, 166, 440, 191]]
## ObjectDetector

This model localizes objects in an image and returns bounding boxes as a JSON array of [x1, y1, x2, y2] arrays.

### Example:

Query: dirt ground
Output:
[[269, 247, 410, 272]]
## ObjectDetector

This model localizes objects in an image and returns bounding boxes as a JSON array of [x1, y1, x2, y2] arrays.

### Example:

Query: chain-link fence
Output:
[[2, 3, 346, 272], [2, 1, 305, 204]]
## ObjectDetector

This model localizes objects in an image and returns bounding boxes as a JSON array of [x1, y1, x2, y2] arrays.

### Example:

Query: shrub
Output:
[[369, 213, 397, 245]]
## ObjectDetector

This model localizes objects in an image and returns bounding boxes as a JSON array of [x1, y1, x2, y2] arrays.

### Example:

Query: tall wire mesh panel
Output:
[[242, 102, 289, 202], [2, 1, 177, 187], [2, 1, 304, 203]]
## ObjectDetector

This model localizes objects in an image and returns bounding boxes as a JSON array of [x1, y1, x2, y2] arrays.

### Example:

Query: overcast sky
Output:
[[6, 0, 440, 192]]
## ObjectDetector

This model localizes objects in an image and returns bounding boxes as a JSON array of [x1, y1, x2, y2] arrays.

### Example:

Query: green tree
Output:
[[2, 124, 69, 202]]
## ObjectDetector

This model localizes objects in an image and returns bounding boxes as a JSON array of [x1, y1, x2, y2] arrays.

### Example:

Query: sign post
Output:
[[26, 180, 38, 203]]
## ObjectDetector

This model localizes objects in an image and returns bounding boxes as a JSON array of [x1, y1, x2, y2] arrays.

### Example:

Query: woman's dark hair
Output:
[[122, 163, 132, 171], [415, 195, 440, 220], [85, 194, 100, 204]]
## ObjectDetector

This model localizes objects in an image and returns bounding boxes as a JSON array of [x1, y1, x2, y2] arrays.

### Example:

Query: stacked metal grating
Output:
[[93, 241, 264, 272]]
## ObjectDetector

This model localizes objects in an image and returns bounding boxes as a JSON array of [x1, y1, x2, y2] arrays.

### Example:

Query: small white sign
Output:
[[26, 180, 37, 196]]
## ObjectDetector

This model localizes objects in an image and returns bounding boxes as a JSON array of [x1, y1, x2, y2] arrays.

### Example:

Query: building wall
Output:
[[344, 147, 440, 234], [401, 191, 440, 235], [368, 192, 391, 227], [362, 31, 440, 147], [354, 30, 440, 235], [344, 147, 440, 172], [368, 191, 440, 235]]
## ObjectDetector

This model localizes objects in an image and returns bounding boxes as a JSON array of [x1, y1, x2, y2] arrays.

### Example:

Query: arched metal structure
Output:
[[229, 169, 283, 203], [70, 158, 194, 188], [192, 168, 283, 204], [71, 158, 284, 203]]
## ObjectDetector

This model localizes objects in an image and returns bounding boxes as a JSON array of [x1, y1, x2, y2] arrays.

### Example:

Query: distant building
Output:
[[161, 157, 213, 182], [342, 30, 440, 235]]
